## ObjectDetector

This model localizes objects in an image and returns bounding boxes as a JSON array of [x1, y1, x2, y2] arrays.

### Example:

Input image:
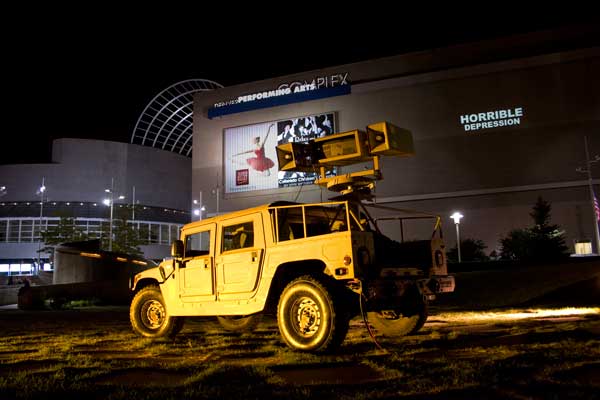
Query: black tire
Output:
[[217, 314, 262, 332], [130, 285, 183, 338], [411, 298, 429, 334], [172, 316, 186, 336], [17, 286, 45, 310], [367, 291, 428, 337], [277, 275, 348, 352]]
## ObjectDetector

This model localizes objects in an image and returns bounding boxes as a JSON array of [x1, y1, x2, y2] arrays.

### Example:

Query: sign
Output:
[[209, 74, 350, 118], [224, 112, 336, 193], [235, 169, 249, 186], [459, 107, 524, 132]]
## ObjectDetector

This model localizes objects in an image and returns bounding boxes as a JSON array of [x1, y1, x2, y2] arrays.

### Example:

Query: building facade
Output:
[[192, 28, 600, 256], [0, 138, 192, 274]]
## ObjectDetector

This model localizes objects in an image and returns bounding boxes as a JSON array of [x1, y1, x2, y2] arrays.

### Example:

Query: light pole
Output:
[[193, 190, 206, 220], [451, 212, 464, 263], [104, 178, 125, 252], [211, 185, 220, 215], [36, 178, 46, 274], [193, 191, 207, 221], [576, 135, 600, 254], [132, 186, 136, 222]]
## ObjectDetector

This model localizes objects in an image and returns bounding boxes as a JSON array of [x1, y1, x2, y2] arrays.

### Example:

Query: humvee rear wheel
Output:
[[412, 299, 429, 334], [367, 296, 428, 337], [130, 285, 183, 338], [277, 276, 348, 352], [217, 314, 262, 332]]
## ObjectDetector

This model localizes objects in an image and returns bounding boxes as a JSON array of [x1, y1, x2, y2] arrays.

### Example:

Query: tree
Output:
[[529, 197, 569, 260], [499, 197, 568, 262], [447, 238, 490, 263], [499, 228, 534, 261], [40, 208, 148, 258], [40, 214, 89, 255], [100, 206, 147, 257]]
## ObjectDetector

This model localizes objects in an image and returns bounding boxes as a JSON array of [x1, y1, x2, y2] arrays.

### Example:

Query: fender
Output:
[[130, 265, 164, 291]]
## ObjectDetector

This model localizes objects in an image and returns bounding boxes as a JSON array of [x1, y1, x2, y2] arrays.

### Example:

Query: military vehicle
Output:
[[129, 122, 455, 352]]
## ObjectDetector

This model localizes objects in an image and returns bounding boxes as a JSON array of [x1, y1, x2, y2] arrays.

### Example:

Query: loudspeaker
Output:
[[275, 142, 316, 172], [313, 130, 371, 166], [366, 122, 414, 156]]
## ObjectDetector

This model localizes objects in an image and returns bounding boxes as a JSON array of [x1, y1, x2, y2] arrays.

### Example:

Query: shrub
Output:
[[447, 238, 490, 262]]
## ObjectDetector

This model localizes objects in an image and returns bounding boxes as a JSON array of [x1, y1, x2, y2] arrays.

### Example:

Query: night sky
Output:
[[2, 10, 593, 166]]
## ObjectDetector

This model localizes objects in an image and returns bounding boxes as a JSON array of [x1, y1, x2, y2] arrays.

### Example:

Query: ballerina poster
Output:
[[224, 112, 335, 193]]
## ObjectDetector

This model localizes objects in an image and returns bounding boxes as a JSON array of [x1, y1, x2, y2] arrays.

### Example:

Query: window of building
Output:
[[20, 220, 33, 242], [0, 221, 7, 242], [160, 224, 170, 245]]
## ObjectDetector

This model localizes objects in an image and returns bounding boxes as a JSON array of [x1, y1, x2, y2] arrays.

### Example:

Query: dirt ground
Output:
[[0, 304, 599, 399]]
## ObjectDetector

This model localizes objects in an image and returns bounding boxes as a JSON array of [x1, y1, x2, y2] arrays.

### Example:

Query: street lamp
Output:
[[131, 186, 136, 222], [193, 191, 206, 220], [36, 178, 46, 274], [450, 212, 464, 263], [193, 205, 206, 220], [104, 178, 125, 252]]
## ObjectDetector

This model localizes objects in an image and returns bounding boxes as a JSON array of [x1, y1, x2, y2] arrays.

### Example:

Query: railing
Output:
[[0, 217, 183, 245]]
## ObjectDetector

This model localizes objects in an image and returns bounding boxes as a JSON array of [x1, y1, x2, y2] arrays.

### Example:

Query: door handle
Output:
[[252, 251, 258, 262]]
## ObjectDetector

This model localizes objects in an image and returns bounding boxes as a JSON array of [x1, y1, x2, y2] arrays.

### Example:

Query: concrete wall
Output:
[[0, 139, 191, 261], [0, 242, 169, 262], [0, 243, 40, 259]]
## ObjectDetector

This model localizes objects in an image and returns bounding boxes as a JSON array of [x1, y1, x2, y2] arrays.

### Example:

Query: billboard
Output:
[[224, 112, 335, 193]]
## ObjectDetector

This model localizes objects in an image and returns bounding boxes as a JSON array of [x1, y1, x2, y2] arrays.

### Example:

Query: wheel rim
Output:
[[141, 299, 165, 330], [292, 296, 321, 337]]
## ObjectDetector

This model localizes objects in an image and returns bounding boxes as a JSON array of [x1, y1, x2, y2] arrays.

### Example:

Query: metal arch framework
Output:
[[131, 79, 223, 157]]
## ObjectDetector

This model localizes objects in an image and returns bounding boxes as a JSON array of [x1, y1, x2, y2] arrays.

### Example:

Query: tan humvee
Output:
[[129, 199, 455, 352]]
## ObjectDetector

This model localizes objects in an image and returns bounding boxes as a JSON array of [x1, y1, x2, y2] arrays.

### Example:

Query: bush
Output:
[[447, 238, 490, 263]]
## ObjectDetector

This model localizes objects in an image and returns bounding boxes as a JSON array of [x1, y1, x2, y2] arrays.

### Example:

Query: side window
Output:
[[222, 221, 254, 252], [274, 208, 304, 242], [185, 230, 211, 258]]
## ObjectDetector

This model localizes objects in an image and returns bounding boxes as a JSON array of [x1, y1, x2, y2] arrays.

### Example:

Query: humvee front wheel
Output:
[[130, 285, 183, 338], [277, 276, 348, 352]]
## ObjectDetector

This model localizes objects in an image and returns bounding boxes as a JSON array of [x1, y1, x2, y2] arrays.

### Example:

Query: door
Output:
[[179, 224, 216, 302], [216, 213, 265, 299]]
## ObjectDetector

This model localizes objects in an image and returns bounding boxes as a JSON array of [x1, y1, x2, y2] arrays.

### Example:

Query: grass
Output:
[[0, 306, 598, 399]]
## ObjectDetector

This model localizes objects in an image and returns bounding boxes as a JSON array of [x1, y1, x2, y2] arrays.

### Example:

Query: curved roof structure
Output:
[[131, 79, 223, 156]]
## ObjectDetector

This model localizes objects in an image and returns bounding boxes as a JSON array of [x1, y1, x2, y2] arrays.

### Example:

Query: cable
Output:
[[359, 292, 386, 352], [293, 182, 305, 203]]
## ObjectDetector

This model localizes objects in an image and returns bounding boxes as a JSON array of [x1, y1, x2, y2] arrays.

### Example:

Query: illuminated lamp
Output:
[[366, 122, 414, 156]]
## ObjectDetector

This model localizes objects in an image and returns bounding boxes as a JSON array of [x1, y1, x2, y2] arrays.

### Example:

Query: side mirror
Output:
[[171, 240, 184, 258], [159, 259, 175, 281]]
